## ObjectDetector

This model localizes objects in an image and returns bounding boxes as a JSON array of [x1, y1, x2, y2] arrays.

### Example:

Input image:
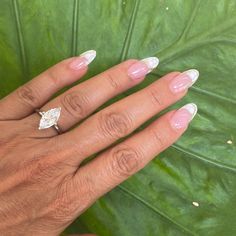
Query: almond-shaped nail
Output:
[[69, 50, 96, 70], [128, 57, 159, 80], [169, 69, 199, 93], [170, 103, 198, 129]]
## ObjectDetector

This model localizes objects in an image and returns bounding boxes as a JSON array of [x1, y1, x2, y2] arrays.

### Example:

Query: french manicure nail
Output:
[[141, 57, 159, 73], [69, 50, 96, 70], [169, 69, 199, 93], [128, 57, 159, 80], [170, 103, 198, 129], [80, 50, 97, 64]]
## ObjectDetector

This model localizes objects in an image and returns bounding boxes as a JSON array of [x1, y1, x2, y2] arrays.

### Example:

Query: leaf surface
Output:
[[0, 0, 236, 235]]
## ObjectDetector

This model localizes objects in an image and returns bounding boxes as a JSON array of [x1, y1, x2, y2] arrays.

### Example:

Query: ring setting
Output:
[[36, 107, 62, 134]]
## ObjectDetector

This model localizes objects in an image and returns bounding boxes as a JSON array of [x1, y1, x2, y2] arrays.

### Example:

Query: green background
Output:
[[0, 0, 236, 235]]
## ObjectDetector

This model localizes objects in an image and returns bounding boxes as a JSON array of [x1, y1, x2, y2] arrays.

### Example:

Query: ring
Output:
[[35, 107, 62, 134]]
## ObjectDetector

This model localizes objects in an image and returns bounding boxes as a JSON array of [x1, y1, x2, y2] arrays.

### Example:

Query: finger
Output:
[[0, 50, 96, 120], [35, 57, 159, 132], [58, 69, 199, 164], [74, 104, 197, 202]]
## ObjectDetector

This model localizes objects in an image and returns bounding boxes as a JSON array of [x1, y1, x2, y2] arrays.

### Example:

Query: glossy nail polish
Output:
[[170, 103, 198, 129], [69, 50, 96, 70], [128, 57, 159, 80], [169, 69, 199, 93]]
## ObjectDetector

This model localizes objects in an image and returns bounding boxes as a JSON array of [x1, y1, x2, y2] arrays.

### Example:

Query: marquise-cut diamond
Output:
[[39, 107, 61, 130]]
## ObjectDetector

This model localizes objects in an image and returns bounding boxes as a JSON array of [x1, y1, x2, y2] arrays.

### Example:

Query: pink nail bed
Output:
[[69, 50, 96, 70], [128, 57, 159, 80], [128, 61, 150, 80], [69, 57, 88, 70], [169, 69, 199, 93], [170, 103, 197, 129]]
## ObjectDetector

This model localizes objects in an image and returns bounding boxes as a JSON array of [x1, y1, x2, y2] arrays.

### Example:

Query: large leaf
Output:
[[1, 0, 236, 235]]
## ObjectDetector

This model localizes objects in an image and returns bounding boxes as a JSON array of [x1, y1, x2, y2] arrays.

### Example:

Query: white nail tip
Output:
[[181, 103, 198, 119], [80, 50, 96, 64], [184, 69, 199, 83], [141, 57, 159, 72]]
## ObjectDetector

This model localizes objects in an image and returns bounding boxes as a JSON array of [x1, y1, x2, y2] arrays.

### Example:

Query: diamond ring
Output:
[[35, 107, 62, 134]]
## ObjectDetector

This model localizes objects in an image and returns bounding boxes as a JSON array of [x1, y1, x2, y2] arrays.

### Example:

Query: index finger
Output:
[[0, 50, 96, 120]]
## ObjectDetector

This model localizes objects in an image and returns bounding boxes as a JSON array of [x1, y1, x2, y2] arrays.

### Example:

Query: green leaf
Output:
[[1, 0, 236, 235]]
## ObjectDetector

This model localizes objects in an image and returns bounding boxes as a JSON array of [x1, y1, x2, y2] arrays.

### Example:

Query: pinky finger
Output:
[[74, 103, 197, 202]]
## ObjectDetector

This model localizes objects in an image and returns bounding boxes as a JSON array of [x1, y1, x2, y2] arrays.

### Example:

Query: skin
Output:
[[0, 57, 193, 235]]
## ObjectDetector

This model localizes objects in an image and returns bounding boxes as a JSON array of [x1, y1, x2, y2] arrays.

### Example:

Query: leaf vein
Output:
[[191, 86, 236, 105], [12, 0, 28, 80], [150, 72, 236, 105], [177, 0, 202, 42], [119, 0, 140, 61], [71, 0, 79, 56], [171, 144, 236, 173], [117, 185, 196, 235]]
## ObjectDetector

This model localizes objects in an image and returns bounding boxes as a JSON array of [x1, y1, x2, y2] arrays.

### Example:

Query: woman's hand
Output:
[[0, 50, 198, 235]]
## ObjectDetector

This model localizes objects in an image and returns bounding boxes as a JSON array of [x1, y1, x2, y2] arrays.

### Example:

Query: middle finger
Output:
[[57, 69, 199, 165]]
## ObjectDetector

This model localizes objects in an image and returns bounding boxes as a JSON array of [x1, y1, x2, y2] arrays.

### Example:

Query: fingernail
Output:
[[170, 103, 198, 129], [80, 50, 97, 64], [128, 57, 159, 80], [69, 50, 96, 70], [142, 57, 159, 73], [169, 69, 199, 93]]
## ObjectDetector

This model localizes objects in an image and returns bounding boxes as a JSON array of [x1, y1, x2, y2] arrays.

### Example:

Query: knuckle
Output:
[[78, 174, 96, 205], [50, 176, 78, 221], [150, 129, 166, 149], [27, 159, 52, 183], [105, 70, 122, 90], [46, 67, 62, 86], [111, 144, 141, 177], [147, 86, 164, 107], [61, 91, 90, 119], [17, 85, 40, 107], [24, 151, 64, 184], [98, 111, 132, 138], [68, 174, 96, 214]]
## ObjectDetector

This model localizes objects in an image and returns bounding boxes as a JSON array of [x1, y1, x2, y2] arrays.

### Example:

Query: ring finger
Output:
[[30, 57, 160, 134]]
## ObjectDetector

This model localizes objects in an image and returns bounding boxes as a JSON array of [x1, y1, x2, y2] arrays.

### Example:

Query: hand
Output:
[[0, 50, 198, 235]]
